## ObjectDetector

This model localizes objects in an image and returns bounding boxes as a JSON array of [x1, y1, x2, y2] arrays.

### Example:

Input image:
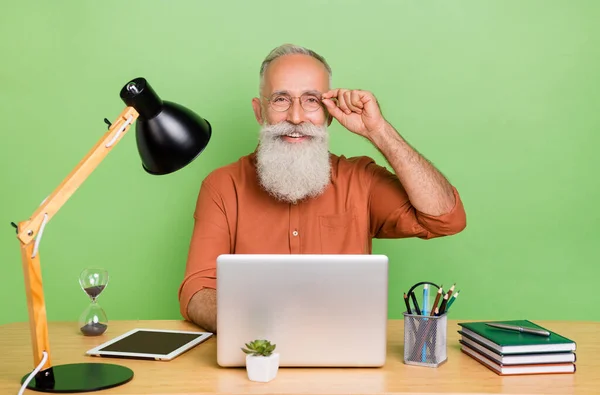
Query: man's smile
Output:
[[281, 133, 310, 143]]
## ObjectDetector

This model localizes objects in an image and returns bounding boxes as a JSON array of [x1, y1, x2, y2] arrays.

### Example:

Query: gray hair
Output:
[[259, 44, 332, 92]]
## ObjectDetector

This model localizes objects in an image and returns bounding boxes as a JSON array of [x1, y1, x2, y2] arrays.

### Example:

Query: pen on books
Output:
[[486, 323, 550, 337], [403, 293, 412, 314]]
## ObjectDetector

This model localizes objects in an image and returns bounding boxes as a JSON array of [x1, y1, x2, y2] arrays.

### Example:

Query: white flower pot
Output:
[[245, 353, 280, 382]]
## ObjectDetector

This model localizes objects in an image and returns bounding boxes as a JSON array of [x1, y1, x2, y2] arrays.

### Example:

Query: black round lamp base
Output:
[[21, 363, 133, 393]]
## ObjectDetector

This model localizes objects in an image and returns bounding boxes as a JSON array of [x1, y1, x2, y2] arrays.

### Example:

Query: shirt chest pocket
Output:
[[319, 210, 364, 254]]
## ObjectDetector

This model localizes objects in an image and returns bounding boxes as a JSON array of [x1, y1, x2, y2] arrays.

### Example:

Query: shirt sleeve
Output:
[[178, 176, 231, 321], [366, 160, 466, 239]]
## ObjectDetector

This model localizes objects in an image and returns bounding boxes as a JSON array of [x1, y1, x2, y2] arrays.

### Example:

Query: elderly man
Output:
[[179, 44, 466, 333]]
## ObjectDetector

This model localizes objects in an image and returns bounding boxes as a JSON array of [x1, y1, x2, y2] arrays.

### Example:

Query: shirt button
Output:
[[292, 230, 298, 236]]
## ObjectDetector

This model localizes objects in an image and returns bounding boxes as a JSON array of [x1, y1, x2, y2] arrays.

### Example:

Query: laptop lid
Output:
[[216, 254, 388, 367]]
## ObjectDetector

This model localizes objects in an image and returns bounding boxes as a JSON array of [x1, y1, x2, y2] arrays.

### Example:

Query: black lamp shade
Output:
[[120, 77, 211, 175]]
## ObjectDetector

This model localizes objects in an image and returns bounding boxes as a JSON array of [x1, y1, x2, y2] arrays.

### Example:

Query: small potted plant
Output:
[[241, 339, 279, 382]]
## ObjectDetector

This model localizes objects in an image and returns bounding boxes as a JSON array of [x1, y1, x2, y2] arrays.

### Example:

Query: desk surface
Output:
[[0, 320, 597, 395]]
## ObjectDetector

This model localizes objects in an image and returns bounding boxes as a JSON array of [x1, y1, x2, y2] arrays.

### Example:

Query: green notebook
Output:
[[458, 320, 576, 354]]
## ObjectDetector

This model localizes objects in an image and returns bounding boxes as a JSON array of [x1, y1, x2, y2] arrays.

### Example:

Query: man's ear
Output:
[[251, 97, 264, 124], [327, 113, 333, 126]]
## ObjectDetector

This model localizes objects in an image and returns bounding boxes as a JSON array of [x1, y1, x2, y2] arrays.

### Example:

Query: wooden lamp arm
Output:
[[17, 106, 139, 245], [15, 106, 139, 374]]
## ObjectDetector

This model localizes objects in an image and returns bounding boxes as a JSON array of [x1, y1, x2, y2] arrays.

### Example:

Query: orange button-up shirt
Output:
[[179, 152, 466, 320]]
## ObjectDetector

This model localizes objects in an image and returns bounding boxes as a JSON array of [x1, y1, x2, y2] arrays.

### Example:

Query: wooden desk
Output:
[[0, 320, 596, 394]]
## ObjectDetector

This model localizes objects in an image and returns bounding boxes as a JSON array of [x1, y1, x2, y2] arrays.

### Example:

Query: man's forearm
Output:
[[369, 122, 456, 216], [187, 288, 217, 333]]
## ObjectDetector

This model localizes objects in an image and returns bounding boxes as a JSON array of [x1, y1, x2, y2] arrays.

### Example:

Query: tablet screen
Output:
[[98, 330, 203, 354]]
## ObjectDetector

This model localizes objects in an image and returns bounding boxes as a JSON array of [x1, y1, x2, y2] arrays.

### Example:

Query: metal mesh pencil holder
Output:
[[403, 311, 448, 367]]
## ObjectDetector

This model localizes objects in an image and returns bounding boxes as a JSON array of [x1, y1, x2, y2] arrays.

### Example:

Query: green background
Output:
[[1, 0, 598, 326]]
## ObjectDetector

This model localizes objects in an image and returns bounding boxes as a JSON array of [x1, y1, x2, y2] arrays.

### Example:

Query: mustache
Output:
[[261, 121, 326, 137]]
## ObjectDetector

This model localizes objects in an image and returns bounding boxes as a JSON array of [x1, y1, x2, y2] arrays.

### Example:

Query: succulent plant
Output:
[[241, 339, 277, 357]]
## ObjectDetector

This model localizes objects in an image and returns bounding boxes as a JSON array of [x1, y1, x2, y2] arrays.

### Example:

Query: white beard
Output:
[[256, 121, 331, 204]]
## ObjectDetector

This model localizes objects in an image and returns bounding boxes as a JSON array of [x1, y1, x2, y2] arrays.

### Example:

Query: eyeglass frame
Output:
[[262, 90, 326, 112]]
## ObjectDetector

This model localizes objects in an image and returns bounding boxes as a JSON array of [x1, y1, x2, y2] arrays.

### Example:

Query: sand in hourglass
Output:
[[84, 285, 105, 299], [81, 321, 107, 336]]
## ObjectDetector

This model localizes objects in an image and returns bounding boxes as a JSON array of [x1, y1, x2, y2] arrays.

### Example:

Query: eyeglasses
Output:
[[264, 92, 323, 112]]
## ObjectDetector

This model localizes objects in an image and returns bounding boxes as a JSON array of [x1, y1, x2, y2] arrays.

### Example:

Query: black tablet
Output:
[[86, 328, 213, 361]]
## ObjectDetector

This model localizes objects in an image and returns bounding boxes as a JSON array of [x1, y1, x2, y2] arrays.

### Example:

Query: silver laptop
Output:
[[216, 254, 388, 367]]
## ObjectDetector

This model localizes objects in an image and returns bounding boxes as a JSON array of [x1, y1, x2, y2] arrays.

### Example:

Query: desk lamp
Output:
[[12, 77, 212, 393]]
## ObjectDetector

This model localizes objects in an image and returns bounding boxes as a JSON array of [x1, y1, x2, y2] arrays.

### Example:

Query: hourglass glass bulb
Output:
[[79, 302, 108, 336], [79, 268, 109, 301]]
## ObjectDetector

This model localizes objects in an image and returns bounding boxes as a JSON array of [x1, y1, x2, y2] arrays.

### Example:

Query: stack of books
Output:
[[458, 320, 576, 375]]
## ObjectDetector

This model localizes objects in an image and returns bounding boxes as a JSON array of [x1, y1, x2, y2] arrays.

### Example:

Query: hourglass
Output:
[[79, 268, 109, 336]]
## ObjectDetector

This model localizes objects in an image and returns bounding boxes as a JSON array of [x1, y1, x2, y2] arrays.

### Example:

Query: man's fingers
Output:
[[322, 89, 367, 115], [337, 90, 351, 114], [351, 90, 365, 108], [322, 98, 345, 120], [344, 91, 361, 114], [343, 91, 357, 113], [349, 90, 364, 113], [321, 89, 340, 100]]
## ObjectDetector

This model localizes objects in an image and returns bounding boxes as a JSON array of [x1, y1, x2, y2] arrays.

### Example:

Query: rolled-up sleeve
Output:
[[178, 177, 231, 321], [412, 186, 466, 237], [367, 161, 466, 239]]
